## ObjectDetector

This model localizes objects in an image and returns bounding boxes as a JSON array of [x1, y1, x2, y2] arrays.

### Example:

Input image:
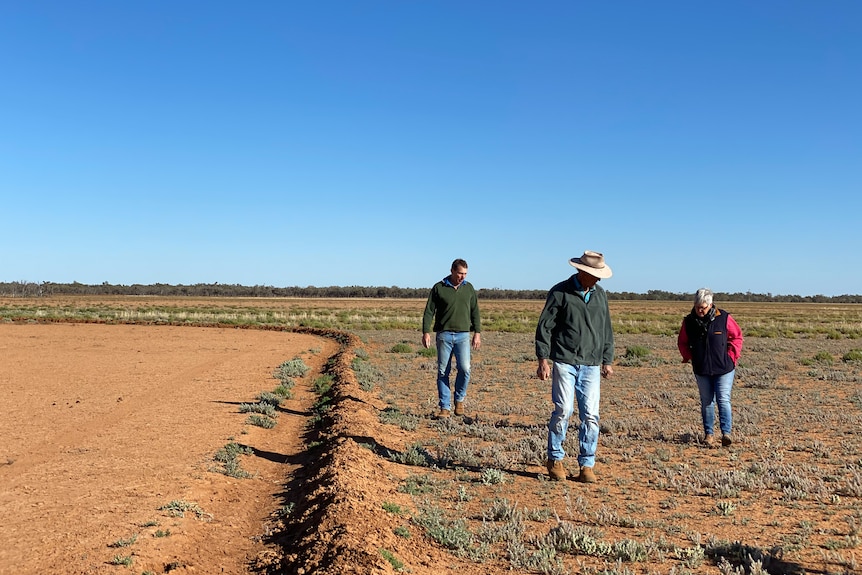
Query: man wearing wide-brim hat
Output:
[[535, 250, 615, 483]]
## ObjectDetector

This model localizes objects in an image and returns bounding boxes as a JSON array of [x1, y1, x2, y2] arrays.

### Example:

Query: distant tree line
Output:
[[1, 281, 860, 303]]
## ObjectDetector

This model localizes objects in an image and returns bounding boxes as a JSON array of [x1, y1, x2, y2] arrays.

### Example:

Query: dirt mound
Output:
[[254, 331, 473, 575]]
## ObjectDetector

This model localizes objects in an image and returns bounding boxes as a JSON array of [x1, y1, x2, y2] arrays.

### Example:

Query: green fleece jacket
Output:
[[422, 280, 481, 334], [535, 275, 614, 366]]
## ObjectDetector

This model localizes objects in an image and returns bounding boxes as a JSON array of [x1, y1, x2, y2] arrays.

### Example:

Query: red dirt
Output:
[[0, 323, 340, 575], [0, 320, 488, 575], [4, 313, 860, 575]]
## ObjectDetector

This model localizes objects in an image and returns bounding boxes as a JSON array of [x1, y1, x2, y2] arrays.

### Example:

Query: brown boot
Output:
[[721, 433, 733, 447], [546, 460, 567, 481], [578, 466, 597, 483], [703, 434, 716, 448], [437, 408, 451, 419], [454, 401, 465, 416]]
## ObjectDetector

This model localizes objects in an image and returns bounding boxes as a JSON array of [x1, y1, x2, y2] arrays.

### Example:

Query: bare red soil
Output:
[[0, 323, 340, 575]]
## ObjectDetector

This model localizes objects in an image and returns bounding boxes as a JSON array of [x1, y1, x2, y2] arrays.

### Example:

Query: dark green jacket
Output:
[[422, 281, 481, 334], [535, 275, 614, 366]]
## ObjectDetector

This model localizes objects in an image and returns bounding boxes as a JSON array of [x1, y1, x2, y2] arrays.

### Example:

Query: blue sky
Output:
[[2, 2, 859, 296]]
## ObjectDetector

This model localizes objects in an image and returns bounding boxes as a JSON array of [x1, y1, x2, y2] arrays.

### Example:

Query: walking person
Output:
[[536, 251, 615, 483], [677, 288, 744, 447], [422, 259, 482, 418]]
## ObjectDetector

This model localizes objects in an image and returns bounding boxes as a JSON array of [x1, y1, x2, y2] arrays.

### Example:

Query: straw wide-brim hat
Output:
[[569, 250, 613, 279]]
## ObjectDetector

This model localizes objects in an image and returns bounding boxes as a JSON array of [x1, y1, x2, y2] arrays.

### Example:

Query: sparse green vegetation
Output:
[[246, 414, 277, 428], [354, 348, 370, 360], [158, 500, 211, 520], [349, 321, 862, 574], [380, 548, 404, 570], [274, 357, 310, 379], [398, 473, 444, 496], [479, 468, 506, 485], [5, 297, 862, 337], [212, 441, 254, 478], [625, 345, 651, 358], [415, 505, 477, 555], [382, 501, 403, 514], [272, 383, 294, 398], [843, 348, 862, 362], [238, 401, 277, 416], [379, 406, 419, 430], [313, 374, 334, 395], [352, 354, 383, 391], [110, 555, 133, 566], [257, 390, 284, 406], [392, 442, 434, 467], [108, 534, 137, 548], [616, 344, 652, 366]]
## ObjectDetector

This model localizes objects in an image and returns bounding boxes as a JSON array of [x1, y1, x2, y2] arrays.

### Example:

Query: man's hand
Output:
[[601, 364, 614, 378], [471, 332, 482, 350], [537, 358, 551, 381], [422, 333, 431, 349]]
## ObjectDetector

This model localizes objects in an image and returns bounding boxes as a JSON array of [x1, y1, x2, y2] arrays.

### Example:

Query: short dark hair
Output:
[[451, 258, 468, 271]]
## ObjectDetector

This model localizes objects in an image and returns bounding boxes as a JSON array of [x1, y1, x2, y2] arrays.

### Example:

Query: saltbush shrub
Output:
[[274, 358, 309, 380], [625, 345, 651, 358]]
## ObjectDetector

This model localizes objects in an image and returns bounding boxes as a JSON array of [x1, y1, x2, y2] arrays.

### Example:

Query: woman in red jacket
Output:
[[678, 288, 743, 448]]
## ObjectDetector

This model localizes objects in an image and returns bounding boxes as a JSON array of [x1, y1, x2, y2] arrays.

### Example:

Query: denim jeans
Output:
[[695, 369, 735, 435], [435, 331, 471, 410], [547, 362, 601, 467]]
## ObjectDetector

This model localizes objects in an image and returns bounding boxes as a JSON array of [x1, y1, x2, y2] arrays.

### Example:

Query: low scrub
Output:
[[158, 500, 211, 521], [350, 327, 862, 574], [843, 348, 862, 362], [247, 414, 277, 429], [239, 401, 277, 417], [212, 442, 253, 478], [274, 357, 310, 380]]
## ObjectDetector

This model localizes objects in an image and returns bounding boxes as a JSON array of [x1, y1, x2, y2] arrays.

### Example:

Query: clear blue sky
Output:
[[2, 2, 859, 296]]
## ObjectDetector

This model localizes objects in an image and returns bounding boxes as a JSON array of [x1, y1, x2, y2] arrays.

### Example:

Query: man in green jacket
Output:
[[422, 259, 482, 418], [536, 251, 615, 483]]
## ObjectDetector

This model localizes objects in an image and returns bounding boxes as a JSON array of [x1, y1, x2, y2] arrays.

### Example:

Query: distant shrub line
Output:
[[3, 281, 860, 302]]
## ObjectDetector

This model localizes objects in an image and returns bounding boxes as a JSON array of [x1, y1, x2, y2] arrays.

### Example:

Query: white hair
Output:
[[694, 288, 713, 307]]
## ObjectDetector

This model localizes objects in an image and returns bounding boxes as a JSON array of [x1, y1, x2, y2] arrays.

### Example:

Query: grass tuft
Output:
[[842, 348, 862, 362], [380, 548, 404, 570]]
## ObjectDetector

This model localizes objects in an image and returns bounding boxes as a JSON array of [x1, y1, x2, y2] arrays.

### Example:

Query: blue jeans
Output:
[[435, 331, 471, 410], [547, 362, 601, 467], [695, 370, 735, 435]]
